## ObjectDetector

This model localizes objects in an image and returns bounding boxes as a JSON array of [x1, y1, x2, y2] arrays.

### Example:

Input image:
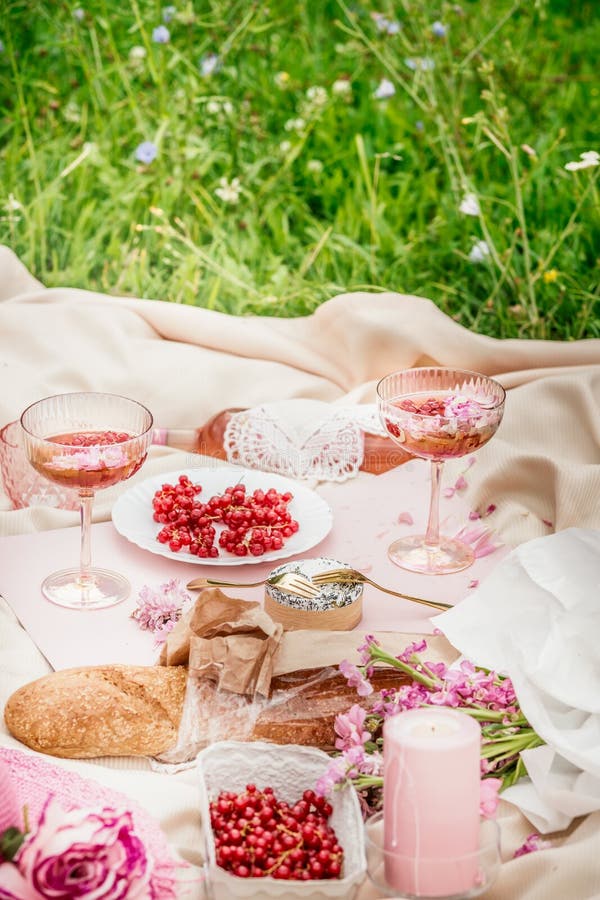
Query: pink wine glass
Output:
[[20, 392, 153, 609], [377, 368, 505, 575]]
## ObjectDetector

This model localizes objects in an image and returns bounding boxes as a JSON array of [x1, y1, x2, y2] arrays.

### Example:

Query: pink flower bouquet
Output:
[[316, 636, 543, 819]]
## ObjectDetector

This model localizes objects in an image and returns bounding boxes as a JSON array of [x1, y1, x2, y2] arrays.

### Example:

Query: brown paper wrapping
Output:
[[159, 589, 283, 697]]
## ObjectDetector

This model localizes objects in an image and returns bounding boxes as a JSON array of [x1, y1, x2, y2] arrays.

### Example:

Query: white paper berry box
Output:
[[196, 741, 367, 899]]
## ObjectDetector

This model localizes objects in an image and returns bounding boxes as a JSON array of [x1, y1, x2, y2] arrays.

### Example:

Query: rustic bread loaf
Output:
[[251, 666, 409, 748], [4, 664, 187, 758], [4, 663, 407, 760]]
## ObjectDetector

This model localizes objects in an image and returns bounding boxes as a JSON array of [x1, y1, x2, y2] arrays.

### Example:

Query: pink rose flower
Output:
[[1, 798, 154, 900]]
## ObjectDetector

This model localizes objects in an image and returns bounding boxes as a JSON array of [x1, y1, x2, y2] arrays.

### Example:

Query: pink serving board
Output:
[[0, 461, 507, 670]]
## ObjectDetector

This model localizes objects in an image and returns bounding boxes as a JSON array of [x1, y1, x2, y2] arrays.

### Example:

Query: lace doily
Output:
[[223, 400, 386, 483]]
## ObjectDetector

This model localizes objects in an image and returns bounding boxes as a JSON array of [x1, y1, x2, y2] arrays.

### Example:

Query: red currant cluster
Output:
[[152, 475, 299, 558], [210, 785, 343, 881]]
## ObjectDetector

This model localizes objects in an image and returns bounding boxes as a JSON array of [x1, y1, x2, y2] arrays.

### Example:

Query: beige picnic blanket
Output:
[[0, 244, 599, 897]]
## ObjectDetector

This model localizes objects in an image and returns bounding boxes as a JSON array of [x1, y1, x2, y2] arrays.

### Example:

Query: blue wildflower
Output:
[[152, 25, 170, 44], [162, 5, 176, 22], [431, 21, 447, 38], [73, 7, 84, 21], [135, 141, 158, 164]]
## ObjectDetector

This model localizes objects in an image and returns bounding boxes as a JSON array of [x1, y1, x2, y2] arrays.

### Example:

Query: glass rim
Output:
[[364, 811, 500, 863], [376, 367, 506, 411], [19, 391, 154, 443]]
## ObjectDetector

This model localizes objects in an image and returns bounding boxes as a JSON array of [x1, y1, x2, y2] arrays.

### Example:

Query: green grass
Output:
[[1, 0, 598, 338]]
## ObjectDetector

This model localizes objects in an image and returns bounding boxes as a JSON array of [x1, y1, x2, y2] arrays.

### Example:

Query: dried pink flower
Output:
[[514, 833, 551, 858], [397, 511, 414, 525]]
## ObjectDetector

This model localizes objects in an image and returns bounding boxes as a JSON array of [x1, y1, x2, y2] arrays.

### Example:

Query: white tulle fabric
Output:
[[223, 400, 386, 482]]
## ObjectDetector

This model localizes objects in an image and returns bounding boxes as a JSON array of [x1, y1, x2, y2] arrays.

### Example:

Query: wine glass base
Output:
[[388, 535, 475, 575], [41, 568, 131, 610]]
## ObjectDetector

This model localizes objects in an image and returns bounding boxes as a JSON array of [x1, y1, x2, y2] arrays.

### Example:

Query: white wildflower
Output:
[[129, 45, 146, 62], [279, 140, 292, 154], [4, 194, 23, 212], [372, 13, 401, 35], [332, 78, 352, 96], [469, 240, 491, 263], [373, 78, 395, 100], [200, 52, 220, 77], [215, 176, 241, 204], [431, 21, 447, 38], [284, 117, 306, 132], [206, 100, 220, 115], [306, 85, 328, 107], [564, 150, 599, 172], [63, 101, 81, 123], [405, 57, 435, 71], [307, 159, 323, 174], [459, 193, 481, 216]]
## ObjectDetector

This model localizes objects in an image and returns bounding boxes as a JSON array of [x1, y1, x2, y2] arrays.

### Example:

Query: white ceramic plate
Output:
[[111, 466, 333, 566]]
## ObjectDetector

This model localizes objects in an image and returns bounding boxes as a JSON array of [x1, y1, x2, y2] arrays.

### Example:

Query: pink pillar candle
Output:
[[383, 708, 481, 897]]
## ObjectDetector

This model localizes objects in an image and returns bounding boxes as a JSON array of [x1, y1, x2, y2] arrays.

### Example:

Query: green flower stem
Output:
[[481, 731, 543, 759], [367, 646, 439, 689], [351, 775, 384, 791]]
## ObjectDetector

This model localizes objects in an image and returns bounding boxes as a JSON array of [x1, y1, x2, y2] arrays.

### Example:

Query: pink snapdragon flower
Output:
[[479, 778, 502, 819], [339, 660, 373, 697], [334, 705, 370, 752]]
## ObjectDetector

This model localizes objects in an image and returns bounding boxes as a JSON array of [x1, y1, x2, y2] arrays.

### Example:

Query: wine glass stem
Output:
[[79, 490, 94, 586], [425, 460, 443, 548]]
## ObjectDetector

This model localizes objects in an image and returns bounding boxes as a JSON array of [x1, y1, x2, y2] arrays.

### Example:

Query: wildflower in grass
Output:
[[63, 101, 81, 123], [284, 117, 305, 132], [459, 193, 481, 216], [307, 159, 323, 174], [274, 71, 290, 89], [431, 21, 447, 38], [129, 45, 146, 63], [4, 194, 23, 213], [306, 85, 328, 107], [135, 141, 158, 164], [469, 239, 490, 263], [405, 57, 435, 71], [73, 7, 85, 21], [564, 150, 599, 171], [199, 52, 220, 77], [416, 120, 424, 132], [332, 78, 352, 97], [373, 78, 395, 100], [279, 140, 292, 154], [152, 25, 170, 44], [514, 834, 551, 858], [206, 98, 233, 118], [162, 5, 176, 22], [215, 177, 241, 204], [543, 268, 559, 284], [521, 143, 537, 158], [372, 12, 401, 35]]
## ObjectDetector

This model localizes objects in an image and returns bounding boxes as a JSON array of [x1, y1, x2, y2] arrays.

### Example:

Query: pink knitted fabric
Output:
[[0, 757, 21, 833], [0, 748, 177, 889]]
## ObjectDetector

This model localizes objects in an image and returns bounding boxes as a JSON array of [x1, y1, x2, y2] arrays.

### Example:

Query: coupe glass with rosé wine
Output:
[[377, 368, 505, 575], [20, 392, 153, 609]]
